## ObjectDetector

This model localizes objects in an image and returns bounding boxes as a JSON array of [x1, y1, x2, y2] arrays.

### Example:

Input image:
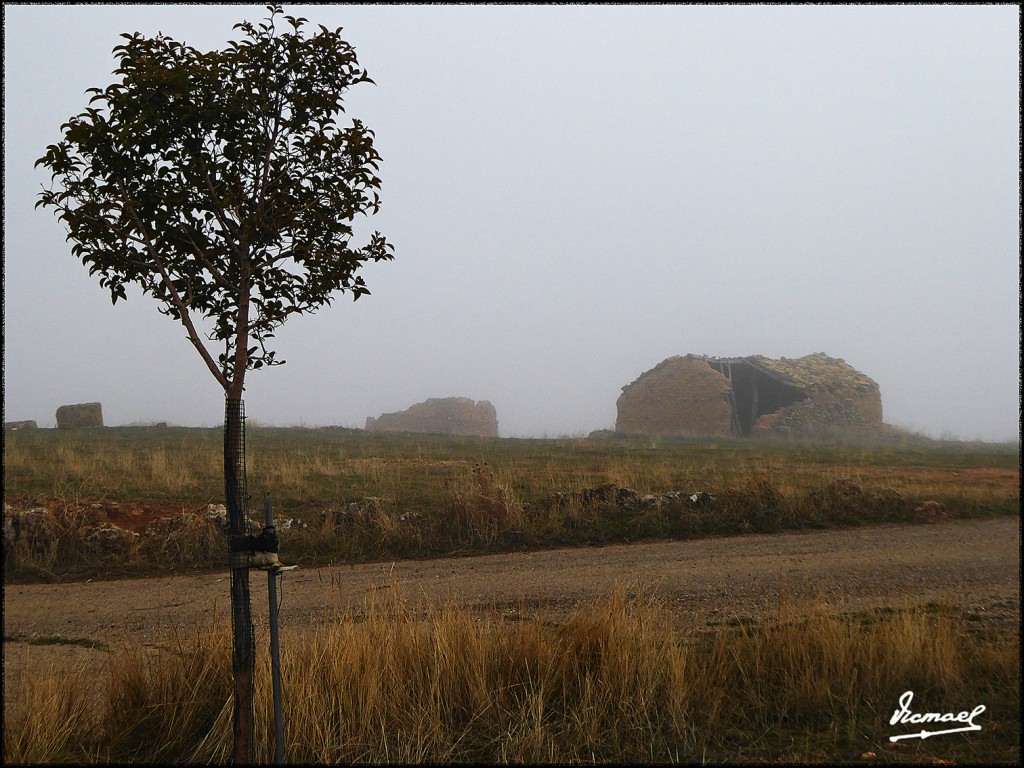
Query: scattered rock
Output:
[[686, 491, 717, 508], [84, 523, 139, 555], [4, 507, 57, 557], [203, 504, 259, 533], [913, 500, 949, 522], [205, 504, 229, 527], [346, 497, 394, 519], [540, 485, 717, 518]]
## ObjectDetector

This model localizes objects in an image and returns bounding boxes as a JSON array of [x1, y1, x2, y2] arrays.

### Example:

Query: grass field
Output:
[[2, 425, 1019, 581], [2, 426, 1019, 763]]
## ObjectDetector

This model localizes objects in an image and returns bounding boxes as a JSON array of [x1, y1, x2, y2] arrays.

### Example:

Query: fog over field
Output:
[[3, 4, 1019, 441]]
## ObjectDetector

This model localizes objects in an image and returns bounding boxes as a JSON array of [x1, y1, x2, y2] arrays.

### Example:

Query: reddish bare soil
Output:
[[3, 496, 206, 533]]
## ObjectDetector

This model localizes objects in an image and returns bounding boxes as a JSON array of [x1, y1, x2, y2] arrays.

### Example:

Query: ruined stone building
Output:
[[56, 402, 104, 429], [365, 397, 498, 438], [615, 353, 882, 438]]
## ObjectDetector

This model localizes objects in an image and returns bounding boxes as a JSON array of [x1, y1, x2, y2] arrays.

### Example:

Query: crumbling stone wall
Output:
[[4, 421, 37, 430], [615, 355, 733, 437], [56, 402, 103, 429], [366, 397, 498, 438]]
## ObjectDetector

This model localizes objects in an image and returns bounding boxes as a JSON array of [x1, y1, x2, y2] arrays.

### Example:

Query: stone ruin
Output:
[[4, 421, 37, 430], [56, 402, 104, 429], [616, 353, 882, 438], [365, 397, 499, 438]]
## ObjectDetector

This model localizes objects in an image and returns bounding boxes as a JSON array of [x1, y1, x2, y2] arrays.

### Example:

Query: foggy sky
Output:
[[3, 4, 1020, 441]]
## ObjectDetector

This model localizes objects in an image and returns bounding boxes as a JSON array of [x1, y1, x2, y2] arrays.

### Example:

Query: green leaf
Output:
[[36, 5, 393, 383]]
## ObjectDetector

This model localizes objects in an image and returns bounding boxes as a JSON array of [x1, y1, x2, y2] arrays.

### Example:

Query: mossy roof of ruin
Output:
[[710, 353, 879, 393], [620, 354, 722, 391], [623, 353, 879, 395], [622, 352, 880, 393]]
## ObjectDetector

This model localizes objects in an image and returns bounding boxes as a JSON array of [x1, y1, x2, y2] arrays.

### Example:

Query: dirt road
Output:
[[3, 517, 1020, 693]]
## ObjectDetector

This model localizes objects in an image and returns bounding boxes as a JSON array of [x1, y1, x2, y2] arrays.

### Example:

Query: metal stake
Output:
[[264, 494, 285, 764]]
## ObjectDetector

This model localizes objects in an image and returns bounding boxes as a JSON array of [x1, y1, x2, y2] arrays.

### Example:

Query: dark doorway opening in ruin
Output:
[[708, 359, 807, 436]]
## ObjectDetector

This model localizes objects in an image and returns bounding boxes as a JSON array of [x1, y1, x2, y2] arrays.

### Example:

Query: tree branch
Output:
[[119, 183, 231, 391], [178, 217, 239, 293], [188, 142, 244, 261]]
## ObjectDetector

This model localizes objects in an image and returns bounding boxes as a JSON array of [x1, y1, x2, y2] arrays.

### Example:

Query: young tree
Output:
[[36, 5, 393, 761]]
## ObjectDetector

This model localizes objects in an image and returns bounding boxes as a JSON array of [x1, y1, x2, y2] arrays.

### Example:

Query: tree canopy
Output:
[[36, 5, 394, 397]]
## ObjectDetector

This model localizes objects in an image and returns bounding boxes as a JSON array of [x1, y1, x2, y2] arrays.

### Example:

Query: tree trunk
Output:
[[227, 255, 255, 763], [225, 397, 253, 764]]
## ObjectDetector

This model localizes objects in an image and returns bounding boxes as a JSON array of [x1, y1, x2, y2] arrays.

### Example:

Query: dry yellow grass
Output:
[[3, 588, 1018, 764]]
